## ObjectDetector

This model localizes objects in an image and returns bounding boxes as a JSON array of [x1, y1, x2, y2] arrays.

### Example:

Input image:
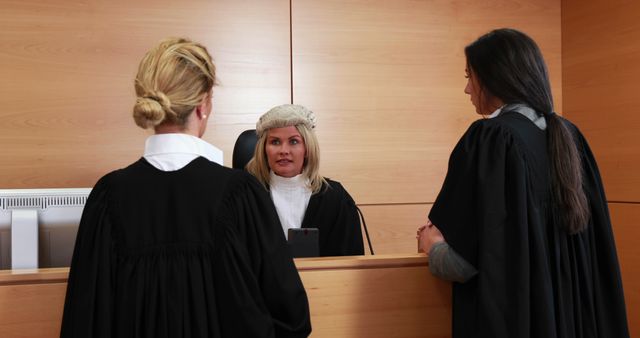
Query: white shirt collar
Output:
[[486, 103, 547, 130], [143, 133, 223, 171], [270, 171, 309, 189], [487, 105, 506, 119]]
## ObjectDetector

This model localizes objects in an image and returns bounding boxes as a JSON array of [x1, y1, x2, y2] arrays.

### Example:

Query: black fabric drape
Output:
[[302, 179, 364, 256], [429, 112, 629, 338], [61, 157, 311, 338]]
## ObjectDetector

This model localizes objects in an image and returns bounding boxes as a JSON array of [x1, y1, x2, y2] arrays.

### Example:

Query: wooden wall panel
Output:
[[563, 1, 640, 333], [562, 0, 640, 202], [0, 0, 290, 188], [292, 0, 562, 204], [609, 203, 640, 337], [359, 203, 431, 255]]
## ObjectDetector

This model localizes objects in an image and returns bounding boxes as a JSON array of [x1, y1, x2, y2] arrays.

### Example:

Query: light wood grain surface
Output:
[[291, 0, 562, 204], [609, 203, 640, 337], [359, 203, 431, 255], [562, 0, 640, 202], [299, 255, 450, 338], [0, 0, 290, 188]]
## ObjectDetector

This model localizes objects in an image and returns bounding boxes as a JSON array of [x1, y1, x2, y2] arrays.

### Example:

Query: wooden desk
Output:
[[0, 268, 68, 337], [0, 254, 451, 338]]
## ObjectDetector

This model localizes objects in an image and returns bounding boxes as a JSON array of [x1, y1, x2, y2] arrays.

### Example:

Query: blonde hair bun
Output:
[[133, 94, 168, 129], [132, 37, 216, 130]]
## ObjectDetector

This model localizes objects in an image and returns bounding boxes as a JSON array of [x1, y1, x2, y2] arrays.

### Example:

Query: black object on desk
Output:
[[287, 228, 319, 258]]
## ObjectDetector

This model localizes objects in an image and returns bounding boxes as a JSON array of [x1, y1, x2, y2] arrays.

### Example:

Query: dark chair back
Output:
[[232, 129, 258, 169]]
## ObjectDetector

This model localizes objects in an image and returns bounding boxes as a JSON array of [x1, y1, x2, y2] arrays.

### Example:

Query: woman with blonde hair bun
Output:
[[61, 38, 311, 338]]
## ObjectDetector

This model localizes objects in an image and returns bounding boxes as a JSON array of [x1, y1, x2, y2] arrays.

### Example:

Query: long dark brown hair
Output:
[[465, 28, 589, 234]]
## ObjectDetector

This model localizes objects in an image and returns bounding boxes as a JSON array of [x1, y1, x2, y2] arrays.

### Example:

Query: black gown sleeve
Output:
[[428, 120, 503, 266], [60, 175, 114, 338], [428, 241, 477, 283], [327, 182, 364, 256], [428, 119, 536, 338], [304, 180, 364, 256], [221, 172, 312, 338]]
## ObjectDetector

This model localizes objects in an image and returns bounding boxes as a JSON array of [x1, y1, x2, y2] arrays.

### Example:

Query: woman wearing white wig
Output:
[[247, 104, 364, 256]]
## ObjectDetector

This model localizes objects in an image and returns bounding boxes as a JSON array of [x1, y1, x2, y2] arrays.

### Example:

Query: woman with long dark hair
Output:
[[418, 28, 629, 338]]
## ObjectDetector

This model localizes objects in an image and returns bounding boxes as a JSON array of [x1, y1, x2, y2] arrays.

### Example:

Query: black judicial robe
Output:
[[61, 157, 311, 338], [301, 179, 364, 256], [429, 111, 629, 338]]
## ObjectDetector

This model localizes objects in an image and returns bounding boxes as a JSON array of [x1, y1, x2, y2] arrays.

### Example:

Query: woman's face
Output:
[[464, 68, 485, 115], [265, 126, 306, 178], [464, 67, 502, 115]]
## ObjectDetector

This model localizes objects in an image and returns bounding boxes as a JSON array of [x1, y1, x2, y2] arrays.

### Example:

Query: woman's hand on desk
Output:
[[417, 220, 445, 254]]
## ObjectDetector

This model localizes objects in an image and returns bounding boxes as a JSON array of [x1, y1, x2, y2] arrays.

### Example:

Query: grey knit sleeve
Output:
[[428, 241, 478, 283]]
